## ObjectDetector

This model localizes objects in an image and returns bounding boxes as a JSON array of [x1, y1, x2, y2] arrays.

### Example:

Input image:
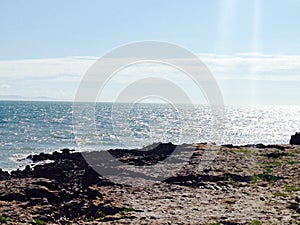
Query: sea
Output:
[[0, 101, 300, 171]]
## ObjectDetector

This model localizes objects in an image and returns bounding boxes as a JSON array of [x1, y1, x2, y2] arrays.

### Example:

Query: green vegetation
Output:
[[123, 207, 136, 212], [285, 185, 300, 192], [223, 174, 233, 182], [264, 151, 295, 158], [264, 150, 298, 158], [264, 152, 285, 158], [33, 219, 46, 225], [85, 211, 106, 222], [0, 215, 10, 223], [273, 191, 288, 197], [292, 149, 300, 154], [237, 148, 253, 154], [260, 160, 282, 167], [284, 152, 295, 157], [259, 174, 281, 182], [250, 220, 262, 225], [265, 167, 272, 174], [252, 173, 281, 183], [252, 174, 259, 182], [242, 191, 251, 196], [286, 160, 300, 165], [85, 216, 95, 222], [97, 211, 105, 218], [254, 160, 282, 182]]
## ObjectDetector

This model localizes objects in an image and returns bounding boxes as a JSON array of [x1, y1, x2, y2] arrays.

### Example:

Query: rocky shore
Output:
[[0, 143, 299, 224]]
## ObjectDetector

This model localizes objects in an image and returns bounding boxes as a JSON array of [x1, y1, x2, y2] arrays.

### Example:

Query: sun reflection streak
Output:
[[249, 0, 263, 105], [216, 0, 238, 52]]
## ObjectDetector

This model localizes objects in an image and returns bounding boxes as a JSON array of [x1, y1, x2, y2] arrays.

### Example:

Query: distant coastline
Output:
[[0, 95, 57, 102]]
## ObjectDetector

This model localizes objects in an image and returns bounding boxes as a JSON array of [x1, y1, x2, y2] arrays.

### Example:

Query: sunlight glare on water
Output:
[[0, 101, 299, 170]]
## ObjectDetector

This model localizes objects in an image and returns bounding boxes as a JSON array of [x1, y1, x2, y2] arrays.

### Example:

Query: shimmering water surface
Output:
[[1, 101, 300, 170]]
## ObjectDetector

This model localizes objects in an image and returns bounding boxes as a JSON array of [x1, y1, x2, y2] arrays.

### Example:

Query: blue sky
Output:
[[0, 0, 300, 105]]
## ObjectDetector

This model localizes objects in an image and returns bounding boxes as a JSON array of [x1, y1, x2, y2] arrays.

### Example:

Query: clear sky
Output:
[[0, 0, 300, 105]]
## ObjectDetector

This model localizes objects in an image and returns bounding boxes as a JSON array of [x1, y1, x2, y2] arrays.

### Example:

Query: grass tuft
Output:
[[252, 173, 281, 183], [34, 219, 46, 225], [250, 220, 262, 225], [123, 207, 136, 212], [0, 215, 10, 224], [273, 191, 288, 197], [285, 185, 300, 192]]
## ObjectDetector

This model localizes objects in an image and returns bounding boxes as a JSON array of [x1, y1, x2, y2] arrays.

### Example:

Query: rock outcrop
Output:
[[0, 143, 299, 224], [290, 132, 300, 145]]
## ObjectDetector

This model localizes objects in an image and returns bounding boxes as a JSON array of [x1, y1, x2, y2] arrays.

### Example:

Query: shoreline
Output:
[[0, 142, 291, 173], [0, 143, 299, 224]]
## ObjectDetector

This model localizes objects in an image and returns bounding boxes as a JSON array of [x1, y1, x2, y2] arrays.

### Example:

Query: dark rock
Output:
[[82, 166, 102, 187], [224, 174, 253, 182], [265, 145, 286, 150], [34, 179, 58, 190], [24, 165, 31, 171], [108, 142, 177, 166], [220, 222, 242, 225], [100, 204, 125, 215], [164, 173, 253, 186], [33, 166, 64, 181], [61, 148, 75, 154], [62, 199, 85, 218], [27, 152, 53, 162], [1, 142, 298, 223], [86, 187, 102, 199], [265, 151, 287, 158], [222, 144, 240, 149], [255, 143, 266, 148], [0, 192, 27, 202], [25, 187, 60, 205], [254, 144, 286, 150], [53, 151, 60, 156], [290, 132, 300, 145], [242, 144, 286, 150], [0, 169, 10, 180]]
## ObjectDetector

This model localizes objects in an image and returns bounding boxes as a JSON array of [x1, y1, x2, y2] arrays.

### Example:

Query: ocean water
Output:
[[0, 101, 300, 170]]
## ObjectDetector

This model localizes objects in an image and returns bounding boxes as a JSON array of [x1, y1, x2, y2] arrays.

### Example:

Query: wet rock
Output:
[[61, 148, 74, 154], [109, 142, 177, 166]]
